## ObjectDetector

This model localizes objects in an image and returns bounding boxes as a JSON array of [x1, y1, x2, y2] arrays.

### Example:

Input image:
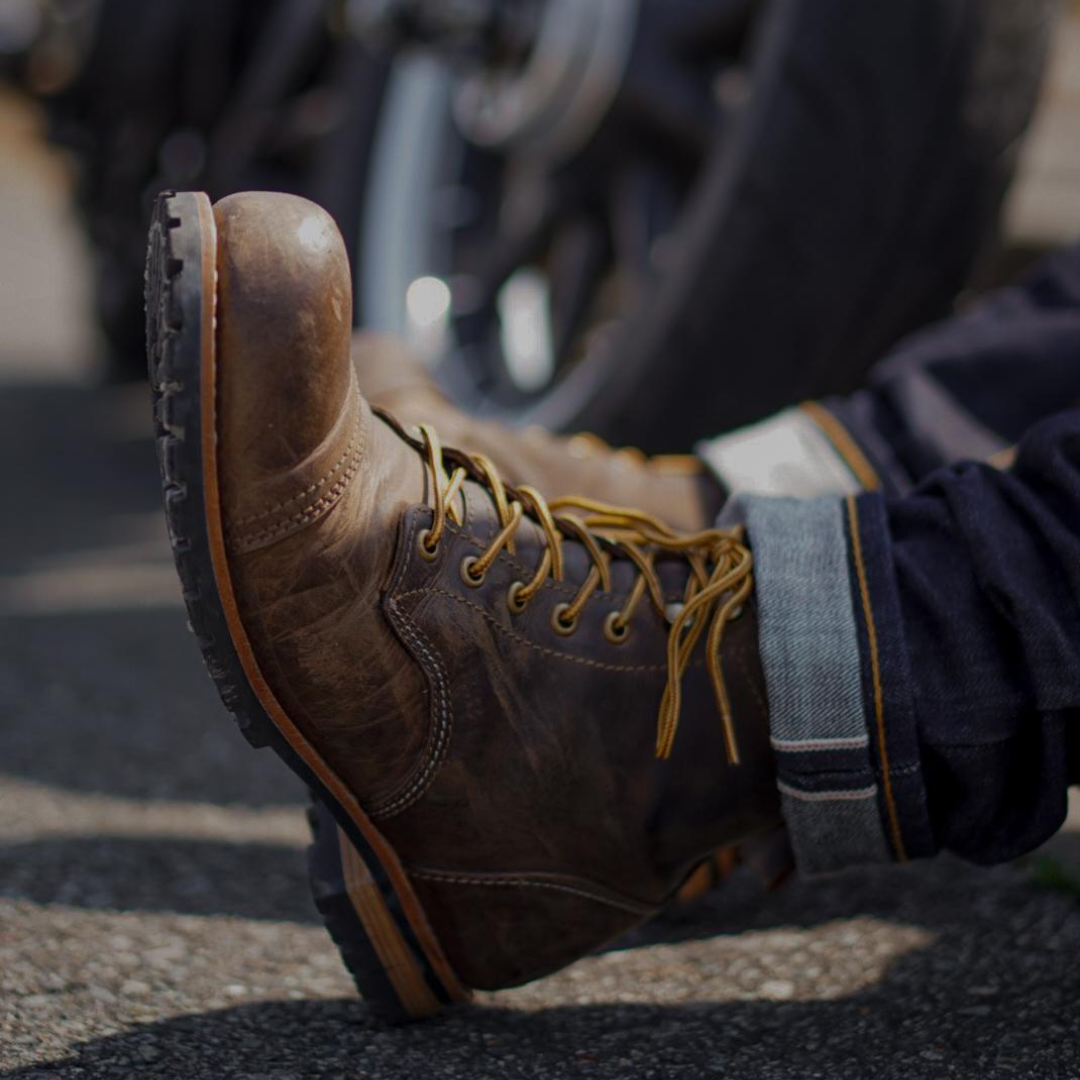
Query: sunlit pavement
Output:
[[3, 83, 1080, 1078]]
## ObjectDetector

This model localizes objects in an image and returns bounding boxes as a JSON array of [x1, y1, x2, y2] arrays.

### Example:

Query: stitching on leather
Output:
[[226, 415, 366, 551], [367, 599, 454, 821], [394, 584, 678, 673], [448, 521, 578, 597], [394, 519, 752, 679], [228, 414, 362, 528], [441, 520, 694, 605], [226, 452, 360, 550], [407, 869, 656, 916]]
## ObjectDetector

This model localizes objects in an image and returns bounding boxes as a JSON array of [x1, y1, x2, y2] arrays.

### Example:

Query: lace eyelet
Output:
[[603, 612, 630, 645], [416, 529, 439, 562], [459, 555, 486, 588], [550, 603, 578, 637], [506, 581, 529, 614], [728, 604, 745, 621]]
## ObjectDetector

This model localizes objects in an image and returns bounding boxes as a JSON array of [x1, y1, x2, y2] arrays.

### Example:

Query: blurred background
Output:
[[3, 1, 1080, 1076], [2, 0, 1077, 441]]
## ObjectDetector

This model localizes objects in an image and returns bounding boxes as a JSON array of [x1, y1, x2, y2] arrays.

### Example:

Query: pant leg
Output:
[[881, 412, 1080, 864], [696, 245, 1080, 873], [827, 243, 1080, 492]]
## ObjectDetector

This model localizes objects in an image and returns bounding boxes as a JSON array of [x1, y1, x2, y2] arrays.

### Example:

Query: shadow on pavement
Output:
[[0, 835, 315, 924], [0, 383, 304, 806], [5, 872, 1079, 1080], [0, 822, 1051, 949], [0, 384, 159, 572], [1, 607, 303, 806]]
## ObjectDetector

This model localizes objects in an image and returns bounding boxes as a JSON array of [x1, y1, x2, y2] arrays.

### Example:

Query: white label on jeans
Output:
[[697, 408, 861, 498]]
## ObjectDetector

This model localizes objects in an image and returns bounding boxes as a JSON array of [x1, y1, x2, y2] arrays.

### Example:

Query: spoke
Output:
[[611, 162, 682, 292], [205, 0, 329, 189], [547, 214, 612, 367], [617, 56, 722, 159], [432, 0, 765, 408], [660, 0, 760, 54], [471, 176, 558, 311]]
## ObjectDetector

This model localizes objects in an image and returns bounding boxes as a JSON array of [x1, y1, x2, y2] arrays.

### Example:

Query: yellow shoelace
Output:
[[382, 410, 753, 764]]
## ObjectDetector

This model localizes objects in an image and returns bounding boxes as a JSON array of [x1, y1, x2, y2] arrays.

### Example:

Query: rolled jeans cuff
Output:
[[740, 493, 935, 874]]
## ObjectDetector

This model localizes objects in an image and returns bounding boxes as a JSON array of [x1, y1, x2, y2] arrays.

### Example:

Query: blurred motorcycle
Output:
[[9, 0, 1060, 448]]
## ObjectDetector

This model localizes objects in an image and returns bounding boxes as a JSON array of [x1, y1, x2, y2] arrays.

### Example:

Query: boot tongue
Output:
[[366, 407, 432, 518]]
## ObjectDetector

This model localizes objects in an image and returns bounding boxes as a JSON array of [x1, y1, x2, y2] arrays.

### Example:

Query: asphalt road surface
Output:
[[2, 91, 1080, 1080]]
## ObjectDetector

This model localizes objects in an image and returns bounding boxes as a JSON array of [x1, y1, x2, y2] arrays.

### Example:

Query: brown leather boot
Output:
[[353, 332, 725, 533], [147, 190, 782, 1021], [352, 333, 776, 903]]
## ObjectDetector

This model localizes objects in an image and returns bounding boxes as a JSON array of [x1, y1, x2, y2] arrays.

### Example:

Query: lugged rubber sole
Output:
[[145, 190, 469, 1022]]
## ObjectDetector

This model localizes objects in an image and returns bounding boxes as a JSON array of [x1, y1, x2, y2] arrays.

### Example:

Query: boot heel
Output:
[[307, 799, 445, 1022]]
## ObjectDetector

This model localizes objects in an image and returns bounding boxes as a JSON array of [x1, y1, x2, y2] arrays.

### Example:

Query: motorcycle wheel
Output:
[[342, 0, 1057, 449]]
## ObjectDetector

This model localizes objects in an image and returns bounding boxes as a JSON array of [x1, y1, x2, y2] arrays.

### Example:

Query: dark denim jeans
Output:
[[699, 245, 1080, 873]]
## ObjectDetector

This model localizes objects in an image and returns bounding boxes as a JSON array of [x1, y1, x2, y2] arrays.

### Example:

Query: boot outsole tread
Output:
[[145, 191, 458, 1022]]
